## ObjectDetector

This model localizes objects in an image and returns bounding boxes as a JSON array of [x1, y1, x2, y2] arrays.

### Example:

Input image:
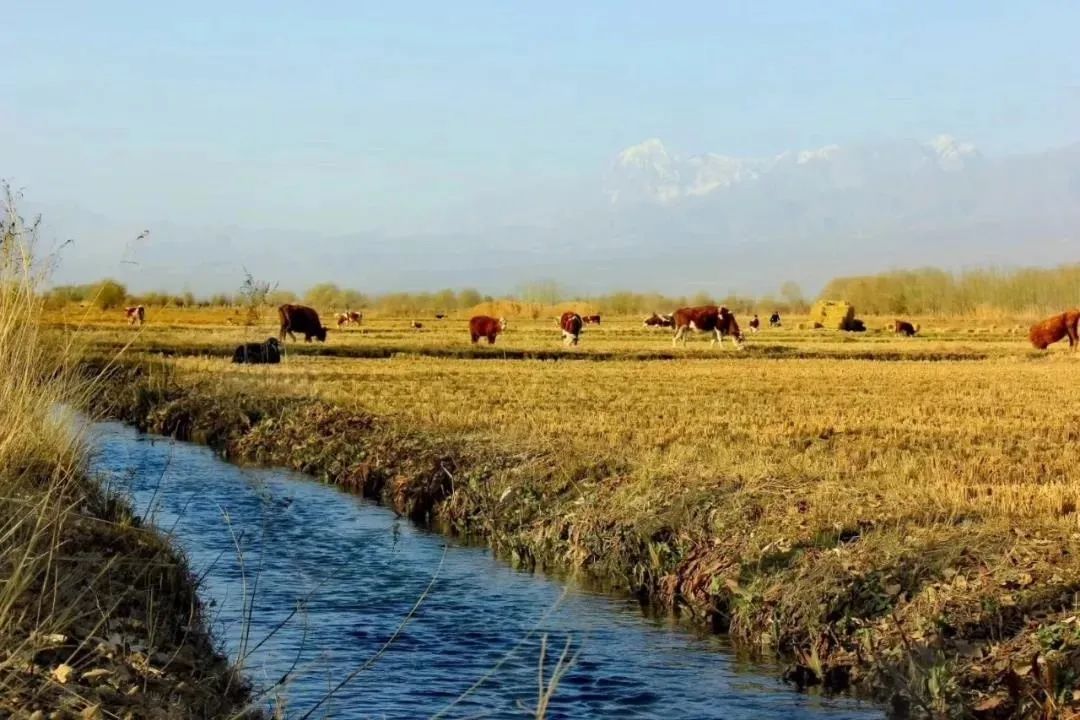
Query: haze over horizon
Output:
[[4, 2, 1079, 297]]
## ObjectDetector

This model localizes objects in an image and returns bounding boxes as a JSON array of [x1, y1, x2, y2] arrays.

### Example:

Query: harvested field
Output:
[[64, 307, 1080, 718]]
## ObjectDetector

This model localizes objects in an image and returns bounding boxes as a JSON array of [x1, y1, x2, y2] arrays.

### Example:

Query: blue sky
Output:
[[3, 2, 1079, 293]]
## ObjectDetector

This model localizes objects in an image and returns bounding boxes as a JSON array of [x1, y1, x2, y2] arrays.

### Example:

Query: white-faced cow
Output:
[[672, 306, 744, 348], [643, 312, 674, 329], [748, 314, 761, 333], [583, 314, 601, 325], [278, 304, 328, 343], [336, 311, 362, 328], [560, 311, 584, 346], [469, 315, 507, 344], [124, 305, 146, 326]]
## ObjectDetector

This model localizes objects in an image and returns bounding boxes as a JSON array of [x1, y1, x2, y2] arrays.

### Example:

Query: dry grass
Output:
[[68, 305, 1080, 717], [0, 192, 249, 718]]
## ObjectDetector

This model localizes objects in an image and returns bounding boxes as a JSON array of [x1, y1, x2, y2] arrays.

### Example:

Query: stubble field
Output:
[[59, 306, 1080, 717]]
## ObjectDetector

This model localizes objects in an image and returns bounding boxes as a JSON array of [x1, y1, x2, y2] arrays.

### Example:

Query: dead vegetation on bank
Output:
[[82, 333, 1080, 719], [0, 190, 250, 719]]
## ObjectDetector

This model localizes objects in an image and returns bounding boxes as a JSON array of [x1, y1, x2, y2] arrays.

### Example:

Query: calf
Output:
[[560, 311, 584, 346], [894, 320, 919, 337], [232, 337, 281, 364], [469, 315, 507, 344], [1029, 310, 1080, 350], [672, 305, 743, 348], [748, 315, 761, 333], [124, 305, 146, 326], [278, 304, 328, 343]]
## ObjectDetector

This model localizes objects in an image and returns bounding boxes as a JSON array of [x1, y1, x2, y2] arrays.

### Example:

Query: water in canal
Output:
[[89, 421, 882, 720]]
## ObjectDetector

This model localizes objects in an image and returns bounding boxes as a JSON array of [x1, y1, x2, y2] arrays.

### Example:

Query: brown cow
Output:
[[124, 305, 145, 326], [582, 314, 601, 325], [672, 306, 743, 348], [1029, 310, 1080, 350], [643, 312, 674, 328], [560, 311, 584, 346], [411, 321, 424, 330], [336, 311, 363, 328], [894, 320, 919, 337], [469, 315, 507, 344], [278, 304, 328, 343]]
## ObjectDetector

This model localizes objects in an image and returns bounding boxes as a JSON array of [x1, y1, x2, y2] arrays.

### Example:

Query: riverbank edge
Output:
[[2, 440, 254, 718], [84, 360, 1080, 720]]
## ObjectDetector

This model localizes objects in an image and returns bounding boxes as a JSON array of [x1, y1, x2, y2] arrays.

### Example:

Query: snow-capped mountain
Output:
[[607, 135, 984, 205]]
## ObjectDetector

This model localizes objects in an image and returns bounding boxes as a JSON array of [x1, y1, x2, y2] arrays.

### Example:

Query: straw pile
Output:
[[808, 300, 856, 330]]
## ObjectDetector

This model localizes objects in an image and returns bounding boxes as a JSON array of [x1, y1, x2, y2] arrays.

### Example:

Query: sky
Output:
[[3, 1, 1079, 293]]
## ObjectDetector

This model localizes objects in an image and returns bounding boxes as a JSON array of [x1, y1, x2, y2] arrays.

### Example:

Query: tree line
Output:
[[49, 264, 1080, 317], [820, 264, 1080, 316], [45, 279, 810, 316]]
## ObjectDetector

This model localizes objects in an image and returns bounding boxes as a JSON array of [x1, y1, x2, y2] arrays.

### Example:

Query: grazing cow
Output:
[[232, 337, 281, 364], [643, 312, 674, 329], [582, 314, 601, 325], [278, 304, 328, 343], [336, 311, 363, 328], [1029, 310, 1080, 350], [894, 320, 919, 337], [411, 321, 424, 330], [560, 311, 584, 346], [469, 315, 507, 344], [748, 314, 761, 333], [672, 306, 744, 348], [124, 305, 146, 326], [769, 312, 782, 328], [435, 314, 446, 320]]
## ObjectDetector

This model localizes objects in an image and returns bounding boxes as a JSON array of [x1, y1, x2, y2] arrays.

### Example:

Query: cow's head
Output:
[[315, 326, 328, 342], [266, 337, 280, 347], [498, 317, 508, 331], [720, 309, 745, 347]]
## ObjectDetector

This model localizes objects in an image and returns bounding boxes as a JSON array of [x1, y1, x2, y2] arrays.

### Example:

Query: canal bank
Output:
[[91, 420, 881, 719]]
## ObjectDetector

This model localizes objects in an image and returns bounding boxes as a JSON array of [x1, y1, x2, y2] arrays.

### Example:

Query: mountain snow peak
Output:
[[608, 135, 982, 205]]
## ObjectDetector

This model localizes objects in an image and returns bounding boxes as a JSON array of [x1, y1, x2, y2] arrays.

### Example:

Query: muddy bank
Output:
[[86, 361, 1080, 719]]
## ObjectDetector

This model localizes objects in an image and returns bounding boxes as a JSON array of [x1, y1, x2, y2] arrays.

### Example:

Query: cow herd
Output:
[[120, 302, 1080, 362]]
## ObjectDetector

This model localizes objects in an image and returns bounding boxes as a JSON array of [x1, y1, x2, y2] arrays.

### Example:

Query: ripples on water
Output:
[[89, 422, 882, 720]]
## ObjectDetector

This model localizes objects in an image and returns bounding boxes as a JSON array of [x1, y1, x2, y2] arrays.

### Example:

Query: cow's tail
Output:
[[277, 305, 288, 341]]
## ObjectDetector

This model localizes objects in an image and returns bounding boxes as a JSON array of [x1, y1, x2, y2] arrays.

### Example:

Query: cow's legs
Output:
[[672, 326, 685, 346]]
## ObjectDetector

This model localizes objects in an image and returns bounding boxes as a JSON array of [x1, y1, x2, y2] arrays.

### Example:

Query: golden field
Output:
[[63, 305, 1080, 718]]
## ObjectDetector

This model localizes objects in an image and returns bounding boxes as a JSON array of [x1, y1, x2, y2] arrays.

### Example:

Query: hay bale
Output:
[[808, 300, 856, 330]]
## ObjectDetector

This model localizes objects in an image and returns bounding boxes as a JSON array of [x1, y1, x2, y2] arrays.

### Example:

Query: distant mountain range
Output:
[[33, 135, 1080, 296]]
